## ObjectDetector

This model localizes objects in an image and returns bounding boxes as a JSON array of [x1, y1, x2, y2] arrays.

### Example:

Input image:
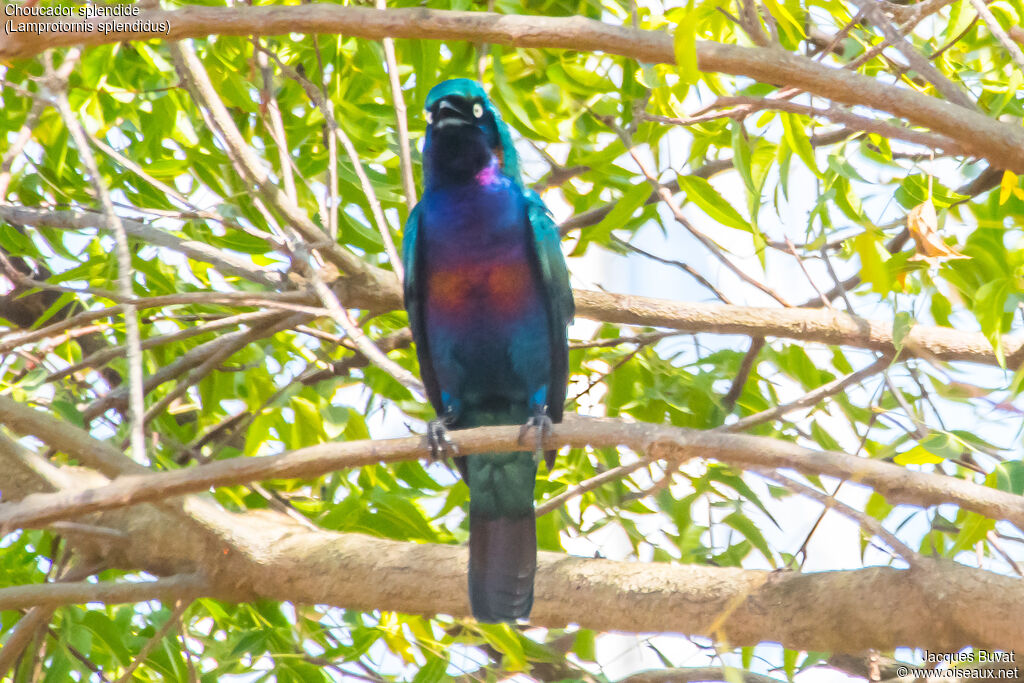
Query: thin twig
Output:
[[291, 245, 423, 395], [135, 313, 305, 429], [114, 600, 190, 683], [0, 562, 105, 678], [255, 44, 404, 282], [377, 0, 417, 213], [570, 330, 678, 350], [701, 97, 965, 154], [46, 311, 270, 383], [610, 235, 733, 304], [537, 457, 651, 517], [726, 355, 891, 432], [755, 468, 919, 565], [848, 0, 976, 110], [255, 40, 299, 203], [598, 115, 794, 307], [819, 240, 856, 311], [883, 370, 928, 440], [47, 51, 147, 465], [168, 41, 379, 285], [784, 235, 832, 309], [986, 530, 1024, 576], [967, 0, 1024, 70], [0, 99, 44, 199], [722, 337, 765, 412]]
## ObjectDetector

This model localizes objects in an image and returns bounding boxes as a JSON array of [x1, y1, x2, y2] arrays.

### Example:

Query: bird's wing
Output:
[[402, 204, 444, 414], [525, 189, 574, 426]]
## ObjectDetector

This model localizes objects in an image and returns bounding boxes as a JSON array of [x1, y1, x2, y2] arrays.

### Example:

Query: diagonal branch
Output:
[[967, 0, 1024, 71], [48, 50, 147, 465], [376, 0, 417, 213], [0, 574, 210, 613], [3, 405, 1024, 546], [847, 0, 976, 110], [253, 44, 404, 283], [4, 7, 1023, 170], [166, 40, 389, 293], [0, 205, 286, 288], [1, 406, 1022, 652]]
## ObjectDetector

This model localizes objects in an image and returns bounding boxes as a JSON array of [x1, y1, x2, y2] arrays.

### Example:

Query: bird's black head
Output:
[[422, 86, 504, 186]]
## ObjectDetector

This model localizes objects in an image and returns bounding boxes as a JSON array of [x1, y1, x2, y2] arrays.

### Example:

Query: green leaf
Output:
[[895, 175, 968, 209], [731, 121, 755, 193], [677, 174, 751, 232], [783, 648, 799, 681], [674, 15, 699, 86], [781, 113, 818, 176], [0, 226, 34, 255], [573, 629, 596, 660], [892, 311, 915, 354], [478, 623, 527, 671], [590, 181, 653, 238], [894, 446, 944, 465], [993, 461, 1024, 494], [950, 512, 994, 556], [412, 657, 448, 683], [723, 511, 775, 567], [896, 432, 963, 465], [851, 231, 892, 295], [973, 278, 1012, 367], [865, 492, 893, 521]]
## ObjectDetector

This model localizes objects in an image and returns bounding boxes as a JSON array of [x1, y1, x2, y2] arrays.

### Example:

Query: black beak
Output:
[[432, 97, 472, 128]]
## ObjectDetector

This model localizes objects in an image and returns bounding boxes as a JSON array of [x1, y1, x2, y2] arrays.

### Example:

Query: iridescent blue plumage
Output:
[[402, 79, 573, 622]]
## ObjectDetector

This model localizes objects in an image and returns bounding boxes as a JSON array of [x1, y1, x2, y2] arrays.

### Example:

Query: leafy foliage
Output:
[[2, 0, 1024, 679]]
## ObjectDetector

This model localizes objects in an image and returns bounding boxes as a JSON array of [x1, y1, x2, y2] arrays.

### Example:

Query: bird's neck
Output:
[[424, 133, 502, 189]]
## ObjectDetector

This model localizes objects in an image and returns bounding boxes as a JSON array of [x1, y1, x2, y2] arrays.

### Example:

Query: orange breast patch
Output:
[[428, 260, 533, 316]]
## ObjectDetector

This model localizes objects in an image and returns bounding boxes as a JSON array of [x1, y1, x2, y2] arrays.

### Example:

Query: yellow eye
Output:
[[473, 103, 484, 118]]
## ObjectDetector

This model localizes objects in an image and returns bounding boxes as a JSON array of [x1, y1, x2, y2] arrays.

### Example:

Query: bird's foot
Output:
[[518, 409, 553, 464], [426, 418, 458, 461]]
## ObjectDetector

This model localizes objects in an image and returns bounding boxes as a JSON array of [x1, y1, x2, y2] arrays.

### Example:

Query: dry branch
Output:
[[0, 205, 285, 288], [2, 401, 1022, 652], [0, 574, 211, 613], [572, 290, 1024, 369], [3, 7, 1022, 170], [3, 401, 1023, 549]]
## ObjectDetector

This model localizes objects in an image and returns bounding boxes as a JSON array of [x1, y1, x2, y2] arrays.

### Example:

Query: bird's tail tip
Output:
[[468, 513, 537, 623]]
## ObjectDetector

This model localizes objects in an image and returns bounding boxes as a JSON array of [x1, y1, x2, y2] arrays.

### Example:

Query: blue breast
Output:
[[418, 171, 551, 406]]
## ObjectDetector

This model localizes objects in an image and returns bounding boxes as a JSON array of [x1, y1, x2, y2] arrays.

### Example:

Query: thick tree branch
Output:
[[3, 7, 1022, 170], [620, 668, 784, 683], [1, 506, 1022, 653], [1, 404, 1022, 653], [2, 402, 1023, 552], [572, 290, 1024, 370], [3, 256, 1020, 370]]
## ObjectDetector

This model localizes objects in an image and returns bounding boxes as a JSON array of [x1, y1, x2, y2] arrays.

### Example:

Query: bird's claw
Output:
[[518, 410, 553, 464], [426, 418, 458, 461]]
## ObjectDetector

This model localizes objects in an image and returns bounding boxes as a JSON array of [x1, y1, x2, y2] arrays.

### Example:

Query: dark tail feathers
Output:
[[468, 513, 536, 622]]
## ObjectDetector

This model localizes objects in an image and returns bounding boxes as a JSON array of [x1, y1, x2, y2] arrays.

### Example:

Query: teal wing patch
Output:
[[525, 189, 573, 428], [401, 204, 443, 412], [525, 190, 574, 325], [401, 203, 422, 324]]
